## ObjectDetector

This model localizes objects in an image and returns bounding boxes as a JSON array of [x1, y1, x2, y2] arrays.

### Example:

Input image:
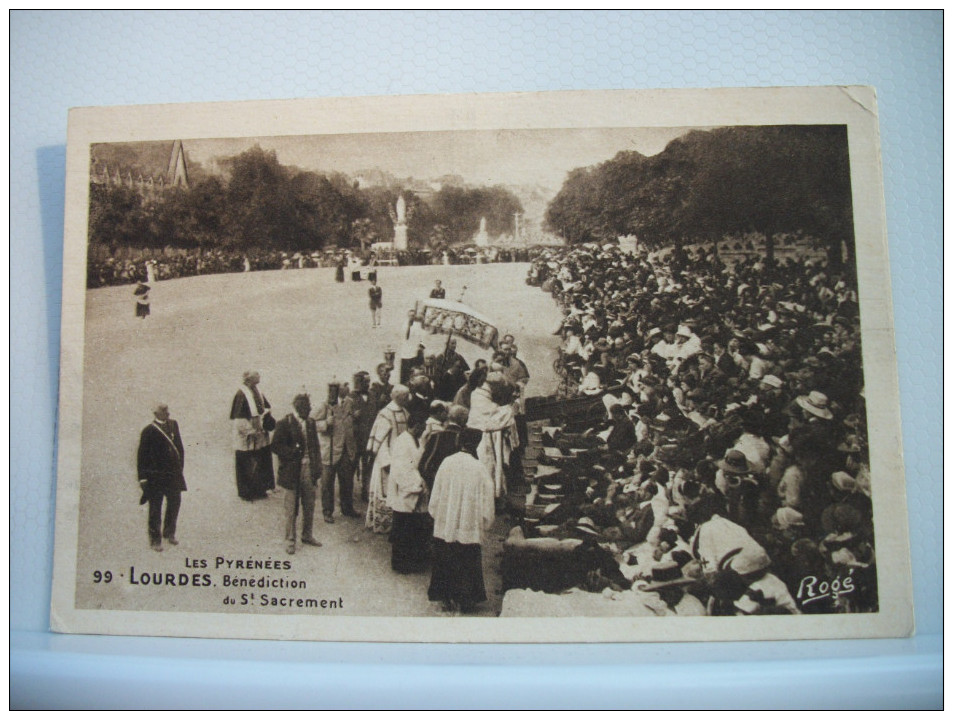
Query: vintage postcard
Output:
[[51, 87, 913, 642]]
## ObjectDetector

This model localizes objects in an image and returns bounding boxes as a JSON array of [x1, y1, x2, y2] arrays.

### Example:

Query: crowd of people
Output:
[[89, 246, 538, 288], [136, 237, 878, 618], [514, 241, 875, 615], [215, 335, 528, 612], [136, 271, 533, 614]]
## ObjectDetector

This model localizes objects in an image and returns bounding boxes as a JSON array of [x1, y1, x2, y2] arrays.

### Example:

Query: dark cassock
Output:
[[418, 421, 464, 491], [230, 383, 276, 501], [406, 374, 433, 425], [434, 366, 466, 402], [387, 425, 431, 574], [433, 348, 470, 380], [369, 377, 394, 415], [432, 349, 469, 402], [399, 344, 426, 386]]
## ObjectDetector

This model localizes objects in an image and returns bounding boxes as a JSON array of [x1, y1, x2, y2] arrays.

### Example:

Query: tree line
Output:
[[88, 145, 523, 254], [544, 125, 855, 269]]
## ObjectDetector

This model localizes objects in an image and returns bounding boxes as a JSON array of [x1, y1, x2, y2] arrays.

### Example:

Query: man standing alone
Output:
[[272, 394, 323, 554], [137, 403, 186, 552], [368, 275, 383, 328]]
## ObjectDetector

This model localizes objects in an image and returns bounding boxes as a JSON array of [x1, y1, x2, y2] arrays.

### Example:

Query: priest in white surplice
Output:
[[466, 370, 518, 501], [229, 370, 276, 501]]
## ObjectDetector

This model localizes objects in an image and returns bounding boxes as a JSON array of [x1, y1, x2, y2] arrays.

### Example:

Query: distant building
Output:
[[90, 139, 190, 199]]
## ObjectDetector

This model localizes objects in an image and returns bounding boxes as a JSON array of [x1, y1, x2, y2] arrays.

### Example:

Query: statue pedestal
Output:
[[394, 225, 408, 251], [475, 230, 489, 247]]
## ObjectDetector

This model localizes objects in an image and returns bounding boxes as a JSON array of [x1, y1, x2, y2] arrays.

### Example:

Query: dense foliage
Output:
[[544, 126, 854, 268], [89, 145, 523, 253]]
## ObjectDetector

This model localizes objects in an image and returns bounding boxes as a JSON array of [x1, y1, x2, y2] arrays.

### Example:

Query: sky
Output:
[[180, 126, 696, 192]]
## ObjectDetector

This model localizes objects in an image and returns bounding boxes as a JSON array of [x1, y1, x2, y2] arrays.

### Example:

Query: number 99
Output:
[[92, 570, 112, 583]]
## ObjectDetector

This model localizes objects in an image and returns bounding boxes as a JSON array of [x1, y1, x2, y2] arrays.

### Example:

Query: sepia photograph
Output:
[[51, 88, 913, 642]]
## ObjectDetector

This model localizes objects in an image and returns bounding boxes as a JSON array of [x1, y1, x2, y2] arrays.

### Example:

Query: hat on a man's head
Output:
[[772, 434, 794, 455], [716, 450, 752, 475], [574, 517, 601, 537], [676, 325, 694, 339], [761, 374, 783, 389], [773, 507, 805, 530], [855, 468, 872, 498], [831, 471, 858, 493], [796, 391, 834, 420]]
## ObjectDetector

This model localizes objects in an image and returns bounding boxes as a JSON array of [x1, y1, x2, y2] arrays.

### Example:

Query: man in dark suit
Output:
[[343, 371, 375, 510], [429, 279, 446, 299], [369, 362, 394, 414], [433, 338, 469, 377], [272, 394, 323, 554], [137, 403, 187, 552]]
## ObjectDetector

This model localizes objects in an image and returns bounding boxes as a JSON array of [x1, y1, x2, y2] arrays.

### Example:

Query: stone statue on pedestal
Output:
[[393, 194, 408, 251], [474, 216, 489, 247]]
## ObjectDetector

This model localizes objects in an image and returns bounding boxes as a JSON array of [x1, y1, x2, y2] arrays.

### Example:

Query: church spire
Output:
[[167, 139, 190, 188]]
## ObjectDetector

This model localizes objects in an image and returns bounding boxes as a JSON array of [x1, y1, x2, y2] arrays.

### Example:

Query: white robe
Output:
[[429, 451, 495, 545], [387, 431, 424, 514], [467, 385, 516, 499], [365, 403, 408, 509], [691, 515, 769, 577]]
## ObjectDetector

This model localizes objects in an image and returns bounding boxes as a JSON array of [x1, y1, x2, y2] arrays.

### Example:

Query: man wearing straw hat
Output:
[[795, 390, 835, 421]]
